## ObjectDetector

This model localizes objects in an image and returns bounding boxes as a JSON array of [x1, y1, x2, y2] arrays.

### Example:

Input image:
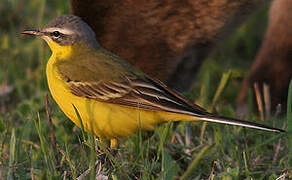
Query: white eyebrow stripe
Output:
[[43, 27, 75, 35]]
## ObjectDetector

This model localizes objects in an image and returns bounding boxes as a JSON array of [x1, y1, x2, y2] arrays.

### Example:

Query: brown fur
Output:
[[237, 0, 292, 108]]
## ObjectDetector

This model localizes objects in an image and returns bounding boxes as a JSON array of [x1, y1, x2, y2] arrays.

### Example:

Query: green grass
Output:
[[0, 0, 290, 179]]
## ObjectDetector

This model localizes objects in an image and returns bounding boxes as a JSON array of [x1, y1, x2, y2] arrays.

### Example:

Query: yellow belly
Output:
[[46, 56, 196, 139]]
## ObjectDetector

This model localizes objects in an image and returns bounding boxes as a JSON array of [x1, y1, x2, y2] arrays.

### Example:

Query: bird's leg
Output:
[[110, 138, 118, 149]]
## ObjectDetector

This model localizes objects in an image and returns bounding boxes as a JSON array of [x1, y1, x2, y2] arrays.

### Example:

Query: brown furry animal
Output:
[[237, 0, 292, 109]]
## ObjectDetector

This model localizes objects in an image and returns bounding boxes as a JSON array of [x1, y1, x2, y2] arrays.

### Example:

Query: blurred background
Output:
[[0, 0, 271, 118], [0, 0, 289, 179]]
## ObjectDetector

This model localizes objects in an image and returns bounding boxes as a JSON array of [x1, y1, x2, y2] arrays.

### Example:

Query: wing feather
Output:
[[55, 48, 209, 116], [66, 74, 209, 116]]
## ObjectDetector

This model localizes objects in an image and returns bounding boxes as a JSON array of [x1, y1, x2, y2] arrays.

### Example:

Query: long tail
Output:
[[196, 114, 285, 132]]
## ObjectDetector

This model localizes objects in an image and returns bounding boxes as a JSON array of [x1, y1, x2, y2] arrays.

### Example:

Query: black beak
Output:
[[21, 29, 42, 36]]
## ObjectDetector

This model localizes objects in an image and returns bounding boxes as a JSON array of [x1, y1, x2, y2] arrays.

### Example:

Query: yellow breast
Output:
[[46, 55, 194, 140], [44, 41, 197, 140]]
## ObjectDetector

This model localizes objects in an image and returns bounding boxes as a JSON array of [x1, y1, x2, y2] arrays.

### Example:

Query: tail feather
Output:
[[197, 115, 285, 133]]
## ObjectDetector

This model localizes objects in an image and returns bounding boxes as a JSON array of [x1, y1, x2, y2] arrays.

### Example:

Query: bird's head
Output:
[[22, 15, 99, 55]]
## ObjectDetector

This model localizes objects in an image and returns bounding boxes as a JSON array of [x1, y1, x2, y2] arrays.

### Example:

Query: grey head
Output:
[[23, 15, 99, 47]]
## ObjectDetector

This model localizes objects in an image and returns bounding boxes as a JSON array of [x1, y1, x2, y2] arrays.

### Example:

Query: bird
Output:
[[21, 15, 284, 146]]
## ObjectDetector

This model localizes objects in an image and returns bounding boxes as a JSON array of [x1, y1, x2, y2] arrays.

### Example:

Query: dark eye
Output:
[[51, 31, 61, 38]]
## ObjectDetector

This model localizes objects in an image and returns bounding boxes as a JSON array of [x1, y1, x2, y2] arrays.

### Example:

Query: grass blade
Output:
[[211, 70, 232, 110], [287, 79, 292, 164], [34, 113, 57, 177], [72, 104, 86, 142], [199, 71, 211, 144], [7, 128, 16, 180], [180, 145, 213, 180], [201, 70, 231, 144], [72, 104, 96, 179]]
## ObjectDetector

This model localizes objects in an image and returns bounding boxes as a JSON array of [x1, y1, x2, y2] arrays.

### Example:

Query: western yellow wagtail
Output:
[[22, 15, 284, 145]]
